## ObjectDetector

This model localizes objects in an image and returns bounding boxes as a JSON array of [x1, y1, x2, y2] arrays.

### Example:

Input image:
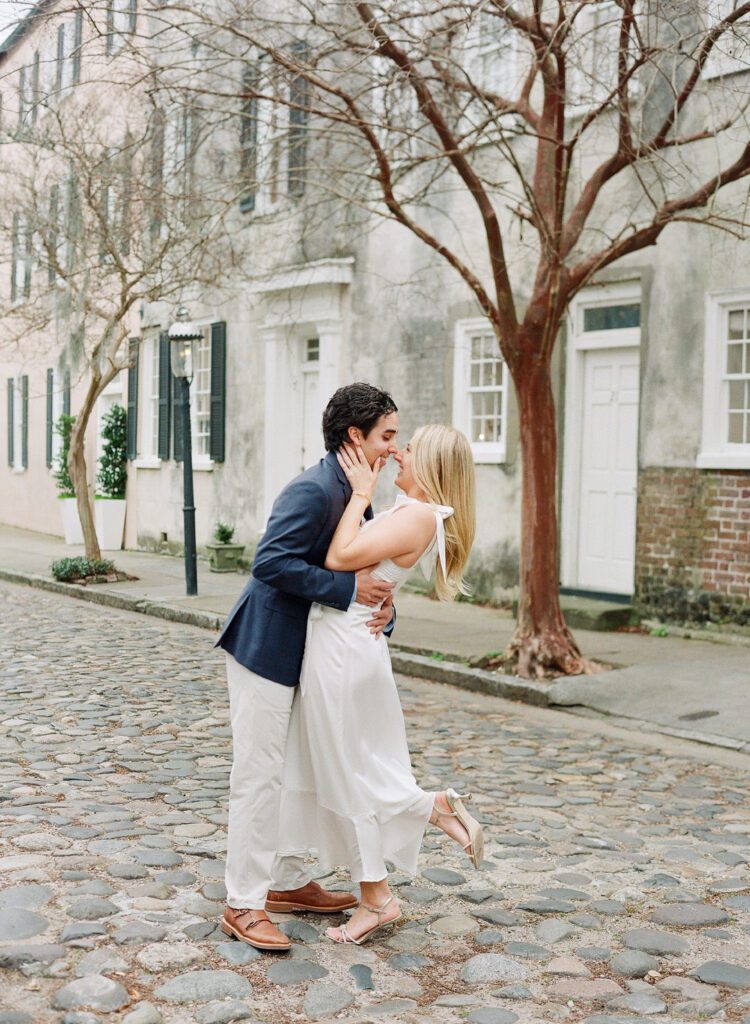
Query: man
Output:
[[216, 382, 399, 951]]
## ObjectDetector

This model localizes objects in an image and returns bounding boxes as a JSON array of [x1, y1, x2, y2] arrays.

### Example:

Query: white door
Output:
[[576, 347, 640, 593]]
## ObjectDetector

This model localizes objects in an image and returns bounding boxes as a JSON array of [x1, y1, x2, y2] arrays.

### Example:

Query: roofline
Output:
[[0, 0, 57, 63]]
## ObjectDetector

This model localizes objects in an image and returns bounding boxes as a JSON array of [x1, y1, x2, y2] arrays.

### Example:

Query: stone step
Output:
[[512, 594, 635, 632]]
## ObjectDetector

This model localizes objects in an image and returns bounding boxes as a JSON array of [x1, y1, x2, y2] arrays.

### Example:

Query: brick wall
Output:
[[635, 467, 750, 625]]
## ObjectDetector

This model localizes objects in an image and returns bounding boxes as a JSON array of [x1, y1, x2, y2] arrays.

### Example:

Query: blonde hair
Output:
[[411, 424, 476, 601]]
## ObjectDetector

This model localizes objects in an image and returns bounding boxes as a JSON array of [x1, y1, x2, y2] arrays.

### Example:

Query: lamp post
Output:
[[168, 306, 203, 596]]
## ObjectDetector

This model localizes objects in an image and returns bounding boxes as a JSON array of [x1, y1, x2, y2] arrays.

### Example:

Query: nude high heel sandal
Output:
[[430, 788, 485, 869], [325, 895, 402, 945]]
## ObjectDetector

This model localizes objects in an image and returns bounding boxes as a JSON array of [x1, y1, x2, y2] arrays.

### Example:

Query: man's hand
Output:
[[367, 595, 394, 638], [355, 567, 394, 608]]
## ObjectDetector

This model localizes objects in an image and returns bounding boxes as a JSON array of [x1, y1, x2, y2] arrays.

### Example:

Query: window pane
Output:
[[727, 343, 743, 375], [305, 338, 319, 362], [728, 412, 745, 443], [728, 308, 746, 340], [745, 342, 750, 375], [728, 379, 745, 410], [583, 303, 641, 331], [471, 390, 501, 442]]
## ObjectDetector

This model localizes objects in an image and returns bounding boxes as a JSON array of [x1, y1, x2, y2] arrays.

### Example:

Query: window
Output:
[[11, 213, 32, 303], [17, 52, 40, 130], [703, 0, 750, 79], [699, 294, 750, 468], [106, 0, 137, 56], [191, 329, 211, 458], [568, 1, 621, 110], [583, 303, 641, 331], [135, 335, 160, 459], [466, 10, 518, 98], [453, 319, 507, 463], [239, 64, 259, 212], [239, 47, 309, 213], [6, 376, 28, 471], [54, 12, 84, 93], [162, 103, 196, 203]]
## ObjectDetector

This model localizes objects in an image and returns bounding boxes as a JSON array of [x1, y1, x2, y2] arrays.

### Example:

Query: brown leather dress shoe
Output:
[[266, 880, 358, 914], [221, 907, 291, 951]]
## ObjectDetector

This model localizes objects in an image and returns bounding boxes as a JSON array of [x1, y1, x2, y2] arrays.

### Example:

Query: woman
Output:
[[277, 423, 483, 945]]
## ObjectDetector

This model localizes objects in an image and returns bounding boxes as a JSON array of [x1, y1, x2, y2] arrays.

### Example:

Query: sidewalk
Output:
[[1, 523, 748, 752]]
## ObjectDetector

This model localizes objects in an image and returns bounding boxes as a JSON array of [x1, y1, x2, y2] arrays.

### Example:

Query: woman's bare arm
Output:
[[325, 500, 435, 571]]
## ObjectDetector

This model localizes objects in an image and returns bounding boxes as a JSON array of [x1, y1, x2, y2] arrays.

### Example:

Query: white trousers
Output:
[[224, 654, 310, 909]]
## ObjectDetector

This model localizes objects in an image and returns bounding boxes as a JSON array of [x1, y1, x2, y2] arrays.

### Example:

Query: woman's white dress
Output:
[[278, 494, 453, 883]]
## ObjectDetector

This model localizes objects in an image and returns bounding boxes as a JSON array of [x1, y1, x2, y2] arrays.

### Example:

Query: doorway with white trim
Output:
[[561, 285, 642, 597]]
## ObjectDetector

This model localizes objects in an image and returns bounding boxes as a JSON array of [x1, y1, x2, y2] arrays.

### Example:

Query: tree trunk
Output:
[[506, 352, 594, 679], [67, 377, 103, 563]]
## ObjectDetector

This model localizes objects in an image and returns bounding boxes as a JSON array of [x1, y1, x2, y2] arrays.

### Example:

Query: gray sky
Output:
[[0, 1, 29, 46]]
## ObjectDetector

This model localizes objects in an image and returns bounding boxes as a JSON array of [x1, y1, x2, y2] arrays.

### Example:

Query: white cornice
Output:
[[251, 257, 355, 295]]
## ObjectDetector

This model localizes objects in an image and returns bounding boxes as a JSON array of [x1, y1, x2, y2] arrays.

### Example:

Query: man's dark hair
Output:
[[322, 383, 398, 452]]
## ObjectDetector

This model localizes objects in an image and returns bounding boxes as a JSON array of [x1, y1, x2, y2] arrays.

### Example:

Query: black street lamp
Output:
[[168, 306, 203, 596]]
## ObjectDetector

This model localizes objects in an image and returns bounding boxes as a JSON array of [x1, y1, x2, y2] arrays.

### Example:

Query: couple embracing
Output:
[[215, 383, 484, 951]]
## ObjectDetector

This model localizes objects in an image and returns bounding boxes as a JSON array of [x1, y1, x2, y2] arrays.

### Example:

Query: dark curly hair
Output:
[[322, 383, 398, 452]]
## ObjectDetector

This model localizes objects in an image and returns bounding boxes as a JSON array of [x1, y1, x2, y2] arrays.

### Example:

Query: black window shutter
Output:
[[126, 338, 139, 459], [209, 321, 226, 462], [106, 3, 114, 55], [17, 66, 25, 129], [48, 186, 59, 284], [22, 221, 32, 298], [172, 367, 184, 462], [239, 63, 259, 212], [21, 375, 28, 469], [10, 212, 18, 303], [157, 331, 171, 459], [46, 368, 53, 467], [288, 40, 309, 198], [72, 11, 83, 85], [6, 379, 14, 467], [31, 51, 40, 125], [56, 25, 65, 91], [63, 368, 71, 415]]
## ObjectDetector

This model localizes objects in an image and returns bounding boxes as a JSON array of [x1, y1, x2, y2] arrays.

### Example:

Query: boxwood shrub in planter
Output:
[[207, 521, 245, 572], [95, 404, 127, 550], [54, 414, 84, 545]]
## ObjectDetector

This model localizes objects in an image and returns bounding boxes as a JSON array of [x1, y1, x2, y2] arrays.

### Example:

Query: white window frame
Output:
[[465, 9, 519, 99], [698, 290, 750, 469], [452, 317, 508, 464], [190, 327, 212, 463], [703, 0, 750, 80], [12, 377, 25, 473], [133, 334, 160, 465], [567, 0, 625, 113], [107, 0, 137, 56], [255, 72, 288, 215]]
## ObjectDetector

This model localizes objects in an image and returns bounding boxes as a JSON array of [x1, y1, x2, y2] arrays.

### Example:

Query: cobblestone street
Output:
[[1, 579, 749, 1024]]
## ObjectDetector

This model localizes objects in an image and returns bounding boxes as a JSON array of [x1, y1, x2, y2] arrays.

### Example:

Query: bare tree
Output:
[[154, 0, 750, 677], [0, 38, 245, 559]]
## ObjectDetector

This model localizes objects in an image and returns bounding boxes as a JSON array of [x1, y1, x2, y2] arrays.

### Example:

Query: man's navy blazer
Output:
[[216, 450, 391, 686]]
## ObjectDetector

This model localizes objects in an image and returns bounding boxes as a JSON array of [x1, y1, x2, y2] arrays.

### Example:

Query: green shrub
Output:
[[97, 404, 127, 499], [214, 521, 235, 544], [52, 557, 115, 582], [54, 414, 76, 497]]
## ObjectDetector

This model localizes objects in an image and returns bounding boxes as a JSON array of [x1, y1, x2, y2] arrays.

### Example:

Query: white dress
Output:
[[277, 493, 454, 883]]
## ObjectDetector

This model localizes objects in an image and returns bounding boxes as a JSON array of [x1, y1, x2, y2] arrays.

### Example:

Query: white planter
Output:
[[94, 498, 127, 551], [59, 497, 84, 546]]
